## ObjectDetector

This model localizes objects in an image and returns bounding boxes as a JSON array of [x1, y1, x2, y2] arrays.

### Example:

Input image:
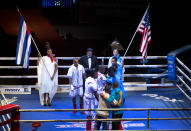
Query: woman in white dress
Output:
[[37, 47, 58, 106]]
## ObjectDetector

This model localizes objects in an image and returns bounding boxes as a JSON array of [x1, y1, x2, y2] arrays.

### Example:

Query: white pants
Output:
[[69, 86, 83, 98], [84, 97, 96, 116]]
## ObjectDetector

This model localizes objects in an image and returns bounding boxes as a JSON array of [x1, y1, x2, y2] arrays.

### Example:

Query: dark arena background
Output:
[[0, 0, 191, 131], [0, 0, 191, 57]]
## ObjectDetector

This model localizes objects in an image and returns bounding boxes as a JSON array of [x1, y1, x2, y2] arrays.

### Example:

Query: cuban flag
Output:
[[16, 16, 31, 69]]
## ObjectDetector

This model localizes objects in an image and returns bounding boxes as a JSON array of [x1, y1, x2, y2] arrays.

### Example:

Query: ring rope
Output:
[[0, 83, 174, 88], [0, 56, 167, 60], [0, 65, 167, 69], [176, 57, 191, 74], [177, 75, 191, 92], [176, 84, 191, 101], [176, 66, 191, 82], [0, 74, 168, 79], [14, 117, 191, 123], [18, 108, 191, 112]]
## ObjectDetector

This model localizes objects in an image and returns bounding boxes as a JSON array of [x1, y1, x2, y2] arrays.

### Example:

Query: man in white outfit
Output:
[[95, 65, 107, 106], [84, 70, 99, 130], [97, 65, 107, 94], [67, 58, 86, 113]]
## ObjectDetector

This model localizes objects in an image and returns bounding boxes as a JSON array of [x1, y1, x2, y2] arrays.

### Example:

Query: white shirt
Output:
[[88, 57, 91, 69], [84, 77, 98, 99], [97, 72, 106, 94], [67, 64, 85, 87]]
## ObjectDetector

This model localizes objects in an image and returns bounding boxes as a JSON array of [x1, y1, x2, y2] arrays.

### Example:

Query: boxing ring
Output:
[[0, 46, 191, 130]]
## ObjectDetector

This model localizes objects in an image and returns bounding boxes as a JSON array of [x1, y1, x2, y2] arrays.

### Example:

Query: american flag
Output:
[[137, 7, 151, 59]]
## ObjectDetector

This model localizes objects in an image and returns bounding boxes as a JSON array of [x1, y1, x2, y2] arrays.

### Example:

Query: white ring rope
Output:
[[18, 108, 191, 112], [0, 74, 168, 79], [177, 75, 191, 92], [0, 65, 168, 69], [176, 84, 191, 101], [0, 56, 167, 61], [176, 66, 191, 82], [176, 57, 191, 74], [123, 74, 168, 77], [0, 83, 174, 88], [14, 117, 191, 123]]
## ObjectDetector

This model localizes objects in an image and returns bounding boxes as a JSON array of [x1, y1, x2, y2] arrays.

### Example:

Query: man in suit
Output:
[[79, 48, 98, 77], [79, 48, 98, 95]]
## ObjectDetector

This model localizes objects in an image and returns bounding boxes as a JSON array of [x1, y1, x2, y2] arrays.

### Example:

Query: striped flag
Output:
[[137, 6, 151, 59], [16, 16, 31, 69]]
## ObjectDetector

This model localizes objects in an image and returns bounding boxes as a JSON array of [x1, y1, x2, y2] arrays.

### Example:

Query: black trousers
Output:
[[112, 113, 123, 130], [96, 115, 108, 130], [83, 78, 85, 95]]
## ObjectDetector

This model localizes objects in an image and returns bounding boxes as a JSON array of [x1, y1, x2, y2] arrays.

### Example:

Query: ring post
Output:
[[167, 45, 191, 83], [167, 55, 176, 82], [0, 104, 20, 131], [11, 106, 20, 131]]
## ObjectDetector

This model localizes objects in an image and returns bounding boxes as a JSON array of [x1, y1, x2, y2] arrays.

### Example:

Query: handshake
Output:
[[100, 92, 119, 106]]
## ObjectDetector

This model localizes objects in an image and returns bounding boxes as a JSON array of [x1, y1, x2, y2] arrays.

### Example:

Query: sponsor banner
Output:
[[0, 87, 31, 94], [55, 121, 145, 129]]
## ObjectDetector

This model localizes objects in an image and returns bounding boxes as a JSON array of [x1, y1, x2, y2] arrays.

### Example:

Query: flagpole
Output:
[[123, 28, 138, 57], [16, 6, 53, 78], [123, 4, 150, 58]]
